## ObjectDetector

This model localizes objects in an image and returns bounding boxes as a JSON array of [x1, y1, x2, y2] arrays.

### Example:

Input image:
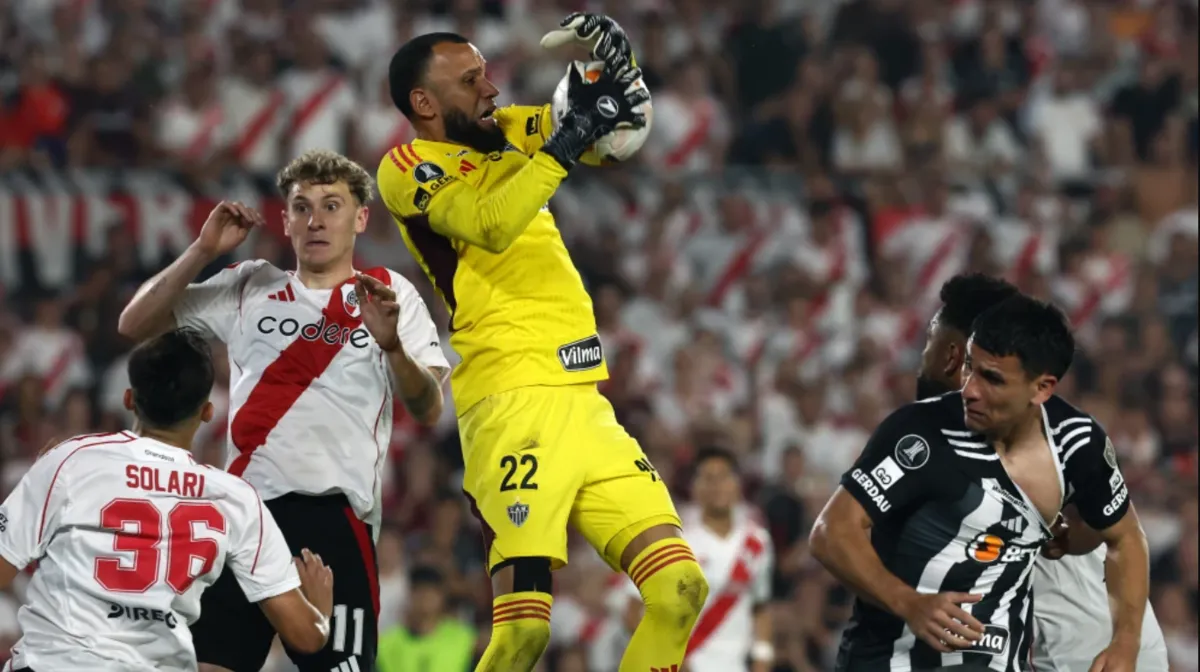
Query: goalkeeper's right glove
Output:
[[540, 13, 637, 80], [539, 64, 649, 170]]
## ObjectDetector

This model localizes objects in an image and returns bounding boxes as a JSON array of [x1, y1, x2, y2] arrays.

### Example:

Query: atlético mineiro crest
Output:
[[507, 499, 529, 527], [341, 285, 360, 318]]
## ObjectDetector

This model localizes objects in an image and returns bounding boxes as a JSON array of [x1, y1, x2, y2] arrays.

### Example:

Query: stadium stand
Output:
[[0, 0, 1196, 670]]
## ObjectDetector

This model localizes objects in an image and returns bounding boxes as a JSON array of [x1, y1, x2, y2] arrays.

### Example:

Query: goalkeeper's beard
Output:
[[443, 108, 509, 154]]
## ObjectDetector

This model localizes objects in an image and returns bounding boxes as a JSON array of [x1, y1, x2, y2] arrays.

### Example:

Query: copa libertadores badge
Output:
[[507, 499, 529, 527]]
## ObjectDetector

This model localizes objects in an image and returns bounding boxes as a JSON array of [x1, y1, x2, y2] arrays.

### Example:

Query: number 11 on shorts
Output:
[[331, 604, 364, 656]]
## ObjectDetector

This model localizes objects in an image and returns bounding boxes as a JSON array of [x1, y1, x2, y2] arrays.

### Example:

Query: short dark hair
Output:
[[127, 328, 214, 428], [694, 446, 739, 474], [970, 295, 1075, 380], [938, 273, 1021, 334], [388, 32, 470, 118]]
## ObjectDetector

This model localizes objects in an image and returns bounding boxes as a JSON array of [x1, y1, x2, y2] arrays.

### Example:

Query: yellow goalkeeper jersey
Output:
[[377, 104, 608, 414]]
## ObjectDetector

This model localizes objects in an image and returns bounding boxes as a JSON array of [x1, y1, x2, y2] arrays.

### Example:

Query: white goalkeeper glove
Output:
[[540, 12, 637, 79]]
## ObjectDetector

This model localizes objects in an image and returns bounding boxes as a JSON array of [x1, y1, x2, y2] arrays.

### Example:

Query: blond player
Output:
[[0, 329, 332, 672], [119, 151, 449, 672]]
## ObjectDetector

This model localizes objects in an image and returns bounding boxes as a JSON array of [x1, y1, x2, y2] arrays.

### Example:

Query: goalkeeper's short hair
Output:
[[389, 32, 470, 118]]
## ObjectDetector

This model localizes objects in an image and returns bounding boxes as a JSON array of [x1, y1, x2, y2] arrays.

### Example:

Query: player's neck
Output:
[[989, 408, 1045, 455], [295, 261, 354, 290], [701, 511, 734, 537], [133, 424, 193, 452]]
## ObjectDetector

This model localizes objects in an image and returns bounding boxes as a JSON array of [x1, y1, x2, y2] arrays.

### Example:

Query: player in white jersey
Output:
[[0, 329, 333, 672], [675, 448, 775, 671], [914, 273, 1167, 671], [1032, 544, 1168, 670], [118, 150, 451, 672]]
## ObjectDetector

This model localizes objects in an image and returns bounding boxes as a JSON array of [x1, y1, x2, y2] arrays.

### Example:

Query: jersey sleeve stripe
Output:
[[38, 433, 137, 543], [400, 144, 422, 165], [251, 489, 265, 574], [387, 148, 407, 173]]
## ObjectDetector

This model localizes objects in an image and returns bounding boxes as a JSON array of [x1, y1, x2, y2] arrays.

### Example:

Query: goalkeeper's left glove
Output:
[[540, 12, 636, 79], [540, 64, 649, 170]]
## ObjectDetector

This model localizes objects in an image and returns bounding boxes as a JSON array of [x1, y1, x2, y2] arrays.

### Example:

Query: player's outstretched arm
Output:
[[118, 201, 263, 341], [258, 549, 334, 654]]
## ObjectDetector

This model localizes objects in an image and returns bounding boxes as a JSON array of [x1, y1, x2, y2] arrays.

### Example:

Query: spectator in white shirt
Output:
[[944, 93, 1022, 196], [1026, 63, 1104, 185]]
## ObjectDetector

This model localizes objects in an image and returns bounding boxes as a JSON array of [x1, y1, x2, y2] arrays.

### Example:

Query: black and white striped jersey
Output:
[[834, 392, 1130, 672]]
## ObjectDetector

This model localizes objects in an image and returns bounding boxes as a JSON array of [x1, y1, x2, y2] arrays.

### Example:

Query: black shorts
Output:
[[192, 493, 379, 672]]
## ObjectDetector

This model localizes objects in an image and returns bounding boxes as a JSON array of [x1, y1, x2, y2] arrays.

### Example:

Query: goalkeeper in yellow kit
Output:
[[377, 14, 708, 672]]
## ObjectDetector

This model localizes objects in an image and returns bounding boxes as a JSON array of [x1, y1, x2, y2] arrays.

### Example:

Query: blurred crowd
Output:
[[1, 0, 1198, 670]]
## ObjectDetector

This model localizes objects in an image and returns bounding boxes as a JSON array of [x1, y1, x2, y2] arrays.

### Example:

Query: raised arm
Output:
[[118, 202, 262, 341]]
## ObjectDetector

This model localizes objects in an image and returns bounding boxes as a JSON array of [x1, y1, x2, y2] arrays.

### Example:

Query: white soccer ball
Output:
[[551, 61, 652, 165]]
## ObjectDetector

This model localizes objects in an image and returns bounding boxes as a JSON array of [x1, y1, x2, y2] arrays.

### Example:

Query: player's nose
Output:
[[479, 77, 500, 99]]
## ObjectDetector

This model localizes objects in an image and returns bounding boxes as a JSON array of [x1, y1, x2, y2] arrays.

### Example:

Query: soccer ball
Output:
[[551, 61, 652, 166]]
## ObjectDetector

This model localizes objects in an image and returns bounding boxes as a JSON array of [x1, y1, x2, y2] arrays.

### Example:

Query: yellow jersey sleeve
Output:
[[495, 104, 555, 155], [377, 142, 568, 254]]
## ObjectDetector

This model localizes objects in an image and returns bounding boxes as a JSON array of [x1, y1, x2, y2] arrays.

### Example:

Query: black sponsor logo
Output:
[[556, 334, 604, 372], [426, 174, 456, 193], [971, 624, 1010, 655], [894, 434, 930, 470], [414, 162, 445, 183], [256, 315, 371, 349], [0, 510, 7, 533], [413, 187, 431, 211], [107, 602, 178, 629], [850, 468, 891, 512], [526, 114, 540, 136]]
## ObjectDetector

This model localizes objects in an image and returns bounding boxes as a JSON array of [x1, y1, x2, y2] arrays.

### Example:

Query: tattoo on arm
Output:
[[401, 366, 443, 420]]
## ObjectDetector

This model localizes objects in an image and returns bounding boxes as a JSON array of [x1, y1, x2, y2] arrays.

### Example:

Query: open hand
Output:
[[195, 201, 264, 258], [541, 13, 636, 78], [900, 592, 985, 652], [353, 272, 401, 352], [295, 548, 333, 619]]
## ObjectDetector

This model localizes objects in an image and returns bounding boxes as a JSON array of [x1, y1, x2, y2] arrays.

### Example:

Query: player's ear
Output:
[[411, 89, 436, 119], [942, 340, 962, 379], [123, 389, 134, 412], [199, 401, 215, 424], [355, 205, 369, 234], [1031, 374, 1057, 406], [281, 208, 291, 236]]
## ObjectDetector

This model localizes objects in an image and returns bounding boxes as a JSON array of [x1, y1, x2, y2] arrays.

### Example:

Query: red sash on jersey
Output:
[[686, 531, 766, 656], [1069, 257, 1130, 328], [288, 74, 344, 139], [233, 90, 285, 162], [1010, 232, 1041, 286], [664, 100, 713, 168], [228, 268, 391, 476], [184, 105, 224, 161], [898, 227, 964, 349]]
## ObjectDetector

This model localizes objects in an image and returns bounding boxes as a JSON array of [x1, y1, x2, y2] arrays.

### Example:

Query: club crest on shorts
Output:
[[507, 499, 529, 527], [341, 284, 361, 318]]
